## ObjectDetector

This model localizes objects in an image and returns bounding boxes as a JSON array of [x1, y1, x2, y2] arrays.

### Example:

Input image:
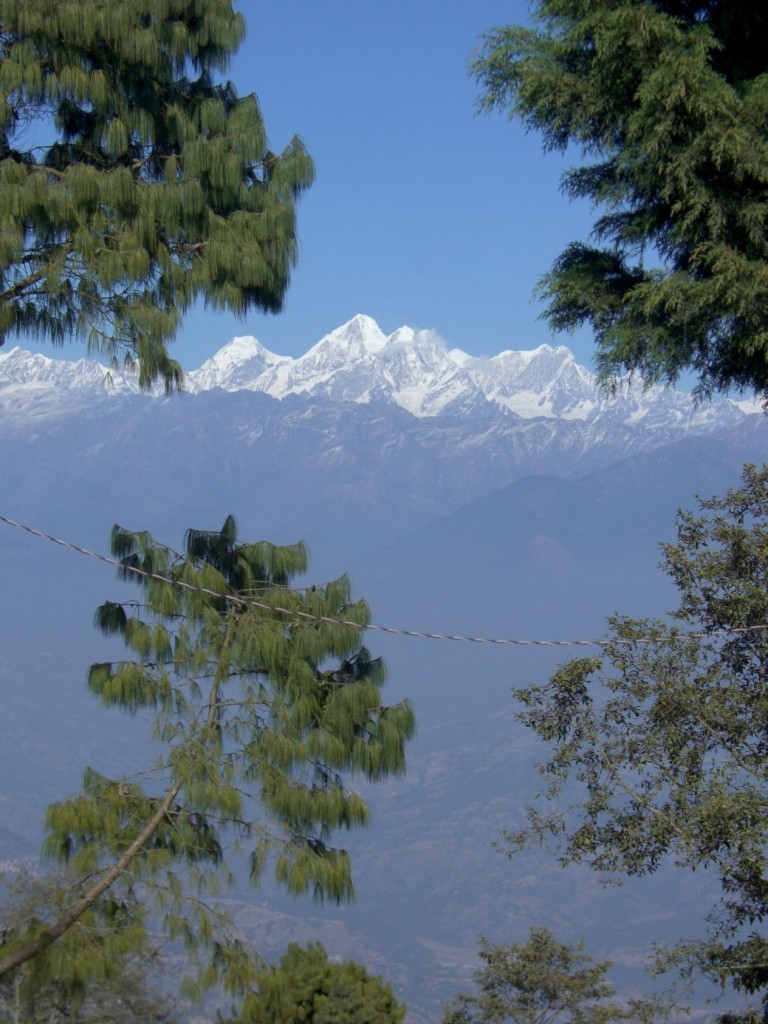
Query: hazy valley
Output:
[[2, 317, 766, 1021]]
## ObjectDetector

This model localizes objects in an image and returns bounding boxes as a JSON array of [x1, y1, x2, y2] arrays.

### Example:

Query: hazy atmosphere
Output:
[[3, 2, 768, 1023]]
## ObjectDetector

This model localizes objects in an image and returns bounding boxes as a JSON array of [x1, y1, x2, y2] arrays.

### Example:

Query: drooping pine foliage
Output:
[[472, 1, 768, 400], [0, 1, 314, 389], [0, 517, 414, 1000], [0, 870, 177, 1024]]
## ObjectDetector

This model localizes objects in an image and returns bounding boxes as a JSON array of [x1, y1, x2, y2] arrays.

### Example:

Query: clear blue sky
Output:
[[24, 1, 599, 370]]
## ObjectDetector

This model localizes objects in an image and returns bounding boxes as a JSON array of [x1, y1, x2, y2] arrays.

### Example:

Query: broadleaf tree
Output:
[[0, 0, 314, 390], [0, 516, 415, 1004], [442, 928, 670, 1024], [503, 465, 768, 1002], [471, 1, 768, 401]]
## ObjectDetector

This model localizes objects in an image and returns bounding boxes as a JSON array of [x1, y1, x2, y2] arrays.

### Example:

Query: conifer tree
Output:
[[0, 871, 177, 1024], [472, 2, 768, 400], [0, 517, 415, 1001], [0, 0, 314, 389], [231, 941, 406, 1024]]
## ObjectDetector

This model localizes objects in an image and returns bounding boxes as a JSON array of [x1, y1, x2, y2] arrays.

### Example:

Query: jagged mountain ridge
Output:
[[187, 314, 752, 428], [2, 313, 765, 559], [0, 313, 756, 432]]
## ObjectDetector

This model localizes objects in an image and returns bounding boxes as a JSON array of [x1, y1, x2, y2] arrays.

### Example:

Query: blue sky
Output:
[[23, 1, 599, 370]]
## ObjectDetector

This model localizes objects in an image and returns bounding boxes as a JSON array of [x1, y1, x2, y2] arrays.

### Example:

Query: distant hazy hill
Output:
[[1, 314, 764, 556], [1, 322, 765, 1021]]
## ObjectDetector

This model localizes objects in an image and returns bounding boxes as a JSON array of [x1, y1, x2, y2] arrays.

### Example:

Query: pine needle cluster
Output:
[[0, 515, 414, 1002], [0, 0, 314, 388], [472, 1, 768, 400]]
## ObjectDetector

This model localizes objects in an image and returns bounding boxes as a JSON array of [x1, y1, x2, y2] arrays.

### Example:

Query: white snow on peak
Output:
[[494, 344, 551, 363], [0, 346, 140, 394], [386, 325, 416, 347], [308, 314, 388, 357], [0, 316, 752, 435], [212, 335, 270, 366], [736, 396, 763, 414], [187, 335, 286, 393], [448, 347, 472, 367]]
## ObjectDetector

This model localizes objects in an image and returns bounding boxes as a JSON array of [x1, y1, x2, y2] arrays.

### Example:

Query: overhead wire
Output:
[[2, 513, 768, 649]]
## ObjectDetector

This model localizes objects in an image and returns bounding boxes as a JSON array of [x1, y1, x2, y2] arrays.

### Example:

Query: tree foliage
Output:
[[0, 0, 314, 389], [442, 928, 669, 1024], [0, 870, 178, 1023], [230, 941, 406, 1024], [472, 1, 768, 400], [504, 465, 768, 997], [0, 516, 414, 1002]]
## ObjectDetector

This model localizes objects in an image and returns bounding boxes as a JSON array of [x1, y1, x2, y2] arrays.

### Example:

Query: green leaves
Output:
[[232, 941, 406, 1024], [14, 514, 413, 1000], [0, 869, 176, 1024], [472, 1, 768, 400], [507, 466, 768, 994], [442, 929, 672, 1024], [0, 0, 314, 388]]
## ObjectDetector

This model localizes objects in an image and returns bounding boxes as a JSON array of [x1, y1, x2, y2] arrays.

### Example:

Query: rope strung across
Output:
[[3, 513, 768, 650]]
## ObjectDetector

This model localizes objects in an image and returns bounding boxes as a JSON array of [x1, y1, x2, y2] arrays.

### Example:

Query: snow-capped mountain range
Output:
[[185, 314, 754, 428], [3, 319, 768, 1024], [5, 317, 768, 1024], [3, 313, 766, 555], [0, 313, 758, 431]]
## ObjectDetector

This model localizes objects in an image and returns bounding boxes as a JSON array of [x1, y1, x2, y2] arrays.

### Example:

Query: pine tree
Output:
[[0, 517, 414, 1001], [230, 941, 406, 1024], [472, 2, 768, 401], [0, 871, 178, 1024], [0, 0, 314, 390]]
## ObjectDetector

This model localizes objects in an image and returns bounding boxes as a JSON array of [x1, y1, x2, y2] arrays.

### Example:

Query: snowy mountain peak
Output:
[[0, 345, 139, 394], [448, 347, 473, 367], [212, 335, 272, 365], [2, 317, 752, 438], [178, 318, 749, 431], [491, 343, 572, 369], [190, 335, 285, 392], [385, 326, 458, 363], [311, 314, 388, 357]]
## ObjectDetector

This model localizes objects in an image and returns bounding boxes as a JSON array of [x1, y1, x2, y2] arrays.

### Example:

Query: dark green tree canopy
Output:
[[232, 941, 406, 1024], [506, 466, 768, 998], [472, 1, 768, 400], [0, 0, 314, 389]]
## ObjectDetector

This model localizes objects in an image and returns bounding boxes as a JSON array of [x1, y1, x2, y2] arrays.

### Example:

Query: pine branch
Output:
[[0, 778, 182, 978], [0, 241, 74, 303], [0, 603, 237, 980], [28, 164, 67, 180]]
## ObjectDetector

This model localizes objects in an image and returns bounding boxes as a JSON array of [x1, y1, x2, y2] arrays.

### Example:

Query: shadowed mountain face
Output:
[[1, 328, 766, 1021]]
